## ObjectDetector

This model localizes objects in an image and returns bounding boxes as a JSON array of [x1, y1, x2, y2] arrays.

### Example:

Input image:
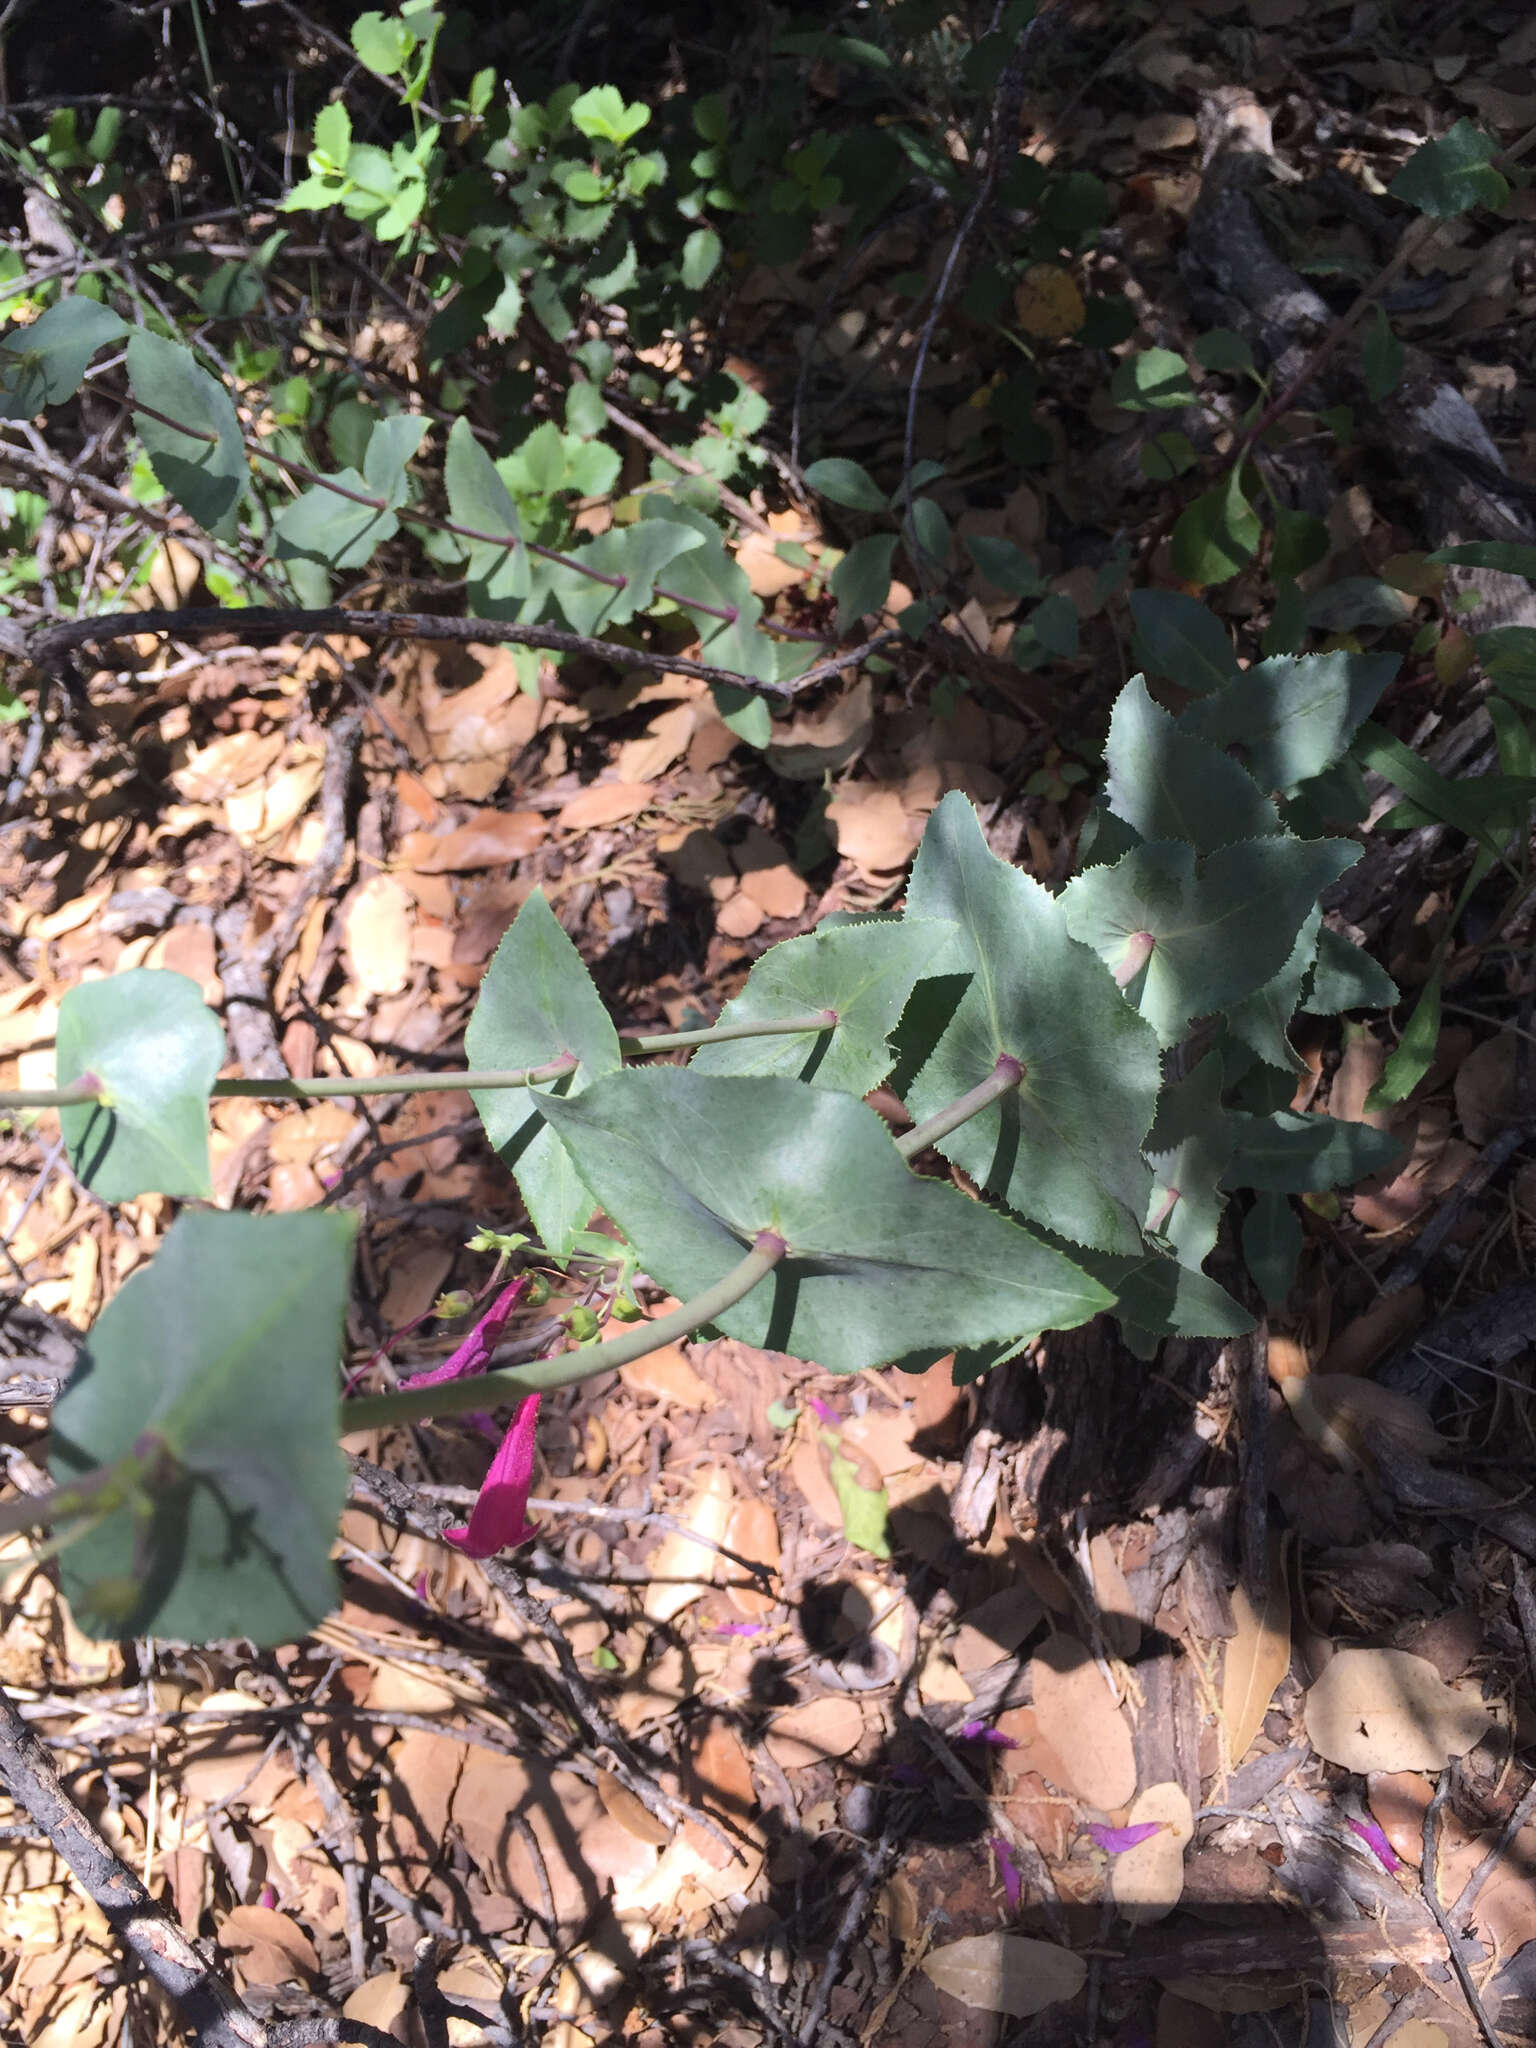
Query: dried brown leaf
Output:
[[1028, 1632, 1137, 1808], [952, 1585, 1046, 1676], [557, 780, 654, 830], [826, 785, 921, 873], [724, 1496, 781, 1618], [1111, 1781, 1193, 1925], [644, 1466, 733, 1623], [216, 1904, 320, 1990], [920, 1932, 1087, 2016], [764, 1694, 865, 1769], [397, 810, 546, 871], [1305, 1647, 1495, 1772], [619, 1342, 717, 1410], [1220, 1541, 1292, 1769]]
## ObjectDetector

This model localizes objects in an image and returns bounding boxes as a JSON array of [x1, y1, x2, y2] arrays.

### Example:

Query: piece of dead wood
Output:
[[1379, 1277, 1536, 1409]]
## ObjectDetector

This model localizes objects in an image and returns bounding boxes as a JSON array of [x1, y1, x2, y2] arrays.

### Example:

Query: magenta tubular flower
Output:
[[1085, 1821, 1162, 1855], [991, 1835, 1023, 1912], [959, 1719, 1020, 1749], [1347, 1814, 1402, 1873], [445, 1393, 542, 1557], [805, 1395, 840, 1426], [401, 1275, 529, 1389]]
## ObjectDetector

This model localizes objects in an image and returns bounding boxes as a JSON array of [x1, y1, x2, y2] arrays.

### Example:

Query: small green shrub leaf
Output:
[[570, 85, 650, 144], [56, 970, 224, 1201], [830, 532, 897, 633], [465, 890, 622, 1255], [540, 518, 703, 636], [127, 330, 247, 537], [351, 9, 414, 74], [273, 417, 424, 572], [1110, 347, 1195, 412], [903, 793, 1161, 1254], [681, 226, 722, 289], [1128, 592, 1239, 696], [1170, 470, 1261, 586], [1390, 119, 1507, 219], [444, 414, 528, 612], [966, 535, 1046, 597], [0, 297, 126, 419], [1362, 305, 1404, 402], [1105, 675, 1280, 850], [1030, 592, 1079, 659], [1180, 651, 1399, 793], [804, 457, 887, 511], [540, 1070, 1112, 1373], [1270, 507, 1330, 581], [1139, 430, 1199, 481], [1060, 838, 1357, 1047], [1192, 328, 1253, 374], [1222, 1109, 1403, 1192], [690, 919, 955, 1096], [51, 1209, 354, 1645]]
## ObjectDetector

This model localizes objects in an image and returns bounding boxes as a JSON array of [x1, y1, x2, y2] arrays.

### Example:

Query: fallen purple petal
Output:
[[714, 1621, 763, 1637], [991, 1835, 1023, 1912], [805, 1395, 840, 1426], [958, 1720, 1019, 1749], [445, 1393, 542, 1558], [1085, 1821, 1162, 1855], [402, 1275, 530, 1389], [1348, 1815, 1402, 1873]]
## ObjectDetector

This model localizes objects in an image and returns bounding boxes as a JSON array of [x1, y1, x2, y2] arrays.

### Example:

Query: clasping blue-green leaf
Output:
[[540, 1068, 1112, 1373], [56, 969, 224, 1201], [127, 330, 248, 538], [465, 890, 621, 1255], [51, 1210, 355, 1645]]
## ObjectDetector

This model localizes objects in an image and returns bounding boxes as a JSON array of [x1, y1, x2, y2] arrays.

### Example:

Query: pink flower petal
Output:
[[444, 1394, 541, 1558], [991, 1835, 1023, 1912], [714, 1621, 763, 1637], [1348, 1815, 1402, 1873], [805, 1396, 840, 1426], [402, 1276, 529, 1389], [1085, 1821, 1162, 1855]]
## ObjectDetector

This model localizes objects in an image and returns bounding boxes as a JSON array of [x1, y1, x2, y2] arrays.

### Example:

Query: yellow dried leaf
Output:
[[1012, 264, 1086, 341], [764, 1694, 865, 1769], [557, 780, 654, 830], [345, 875, 414, 996], [1220, 1542, 1291, 1769], [1111, 1781, 1193, 1925], [1029, 1633, 1136, 1808], [724, 1496, 781, 1618], [620, 1342, 717, 1410], [644, 1467, 732, 1623], [1305, 1647, 1496, 1772], [921, 1932, 1087, 2016]]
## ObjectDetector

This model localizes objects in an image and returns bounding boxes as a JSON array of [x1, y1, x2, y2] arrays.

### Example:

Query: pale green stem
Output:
[[344, 1231, 788, 1432], [0, 1013, 837, 1112], [0, 1432, 172, 1543], [895, 1054, 1024, 1159]]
